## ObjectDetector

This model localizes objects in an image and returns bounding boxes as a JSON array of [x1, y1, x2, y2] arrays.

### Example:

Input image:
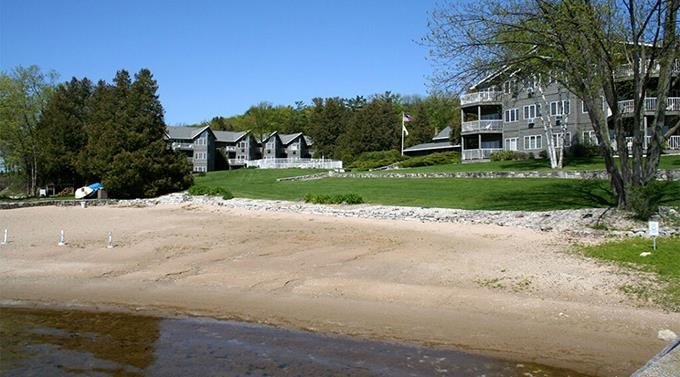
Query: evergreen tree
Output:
[[37, 77, 92, 188], [81, 69, 191, 198]]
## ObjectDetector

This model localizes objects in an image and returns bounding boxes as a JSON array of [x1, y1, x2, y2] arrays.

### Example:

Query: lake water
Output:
[[0, 306, 593, 377]]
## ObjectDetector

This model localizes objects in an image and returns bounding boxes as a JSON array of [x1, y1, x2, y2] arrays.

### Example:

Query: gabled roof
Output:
[[279, 132, 304, 146], [165, 126, 211, 140], [214, 130, 247, 143], [433, 126, 452, 141], [261, 131, 279, 144]]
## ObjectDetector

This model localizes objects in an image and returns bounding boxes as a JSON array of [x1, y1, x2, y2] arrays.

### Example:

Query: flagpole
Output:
[[401, 112, 404, 156]]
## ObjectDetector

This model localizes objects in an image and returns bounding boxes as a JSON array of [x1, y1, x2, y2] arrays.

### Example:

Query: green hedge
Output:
[[348, 150, 405, 171], [490, 150, 531, 161], [188, 185, 233, 200], [399, 152, 460, 168], [304, 193, 364, 205]]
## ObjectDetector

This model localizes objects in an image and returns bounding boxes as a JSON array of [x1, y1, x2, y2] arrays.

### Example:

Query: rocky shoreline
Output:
[[121, 193, 679, 237]]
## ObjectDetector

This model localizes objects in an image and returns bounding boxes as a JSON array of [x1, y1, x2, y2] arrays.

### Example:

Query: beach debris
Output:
[[58, 230, 65, 246], [640, 252, 652, 257], [1, 228, 7, 245], [658, 329, 677, 342], [107, 231, 113, 249]]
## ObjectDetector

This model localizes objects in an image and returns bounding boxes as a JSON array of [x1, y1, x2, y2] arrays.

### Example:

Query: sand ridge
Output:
[[0, 203, 678, 376]]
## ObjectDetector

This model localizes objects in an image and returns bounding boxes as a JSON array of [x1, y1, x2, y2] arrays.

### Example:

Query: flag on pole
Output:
[[402, 113, 412, 136]]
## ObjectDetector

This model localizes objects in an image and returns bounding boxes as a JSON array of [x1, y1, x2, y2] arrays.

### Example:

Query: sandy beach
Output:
[[0, 203, 678, 376]]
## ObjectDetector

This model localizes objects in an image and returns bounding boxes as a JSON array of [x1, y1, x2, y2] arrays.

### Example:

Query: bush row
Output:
[[188, 185, 233, 200], [304, 193, 364, 205], [347, 150, 405, 171], [490, 150, 532, 161], [399, 152, 460, 168]]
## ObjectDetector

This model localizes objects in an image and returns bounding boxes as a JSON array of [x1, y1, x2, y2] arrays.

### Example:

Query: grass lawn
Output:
[[581, 237, 680, 311], [387, 154, 680, 174], [194, 168, 680, 211]]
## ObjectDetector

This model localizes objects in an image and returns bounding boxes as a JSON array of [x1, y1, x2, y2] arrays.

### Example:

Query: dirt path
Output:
[[0, 204, 677, 376]]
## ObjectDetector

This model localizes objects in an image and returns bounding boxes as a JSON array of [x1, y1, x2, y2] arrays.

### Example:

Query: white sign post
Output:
[[648, 221, 659, 251]]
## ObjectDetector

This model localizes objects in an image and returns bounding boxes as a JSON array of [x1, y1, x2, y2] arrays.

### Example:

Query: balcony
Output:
[[614, 60, 680, 80], [618, 97, 680, 114], [461, 91, 503, 106], [462, 148, 503, 161], [670, 135, 680, 150], [461, 119, 503, 134]]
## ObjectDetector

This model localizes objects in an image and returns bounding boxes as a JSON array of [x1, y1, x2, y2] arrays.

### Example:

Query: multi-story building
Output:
[[165, 126, 314, 172], [460, 62, 680, 162]]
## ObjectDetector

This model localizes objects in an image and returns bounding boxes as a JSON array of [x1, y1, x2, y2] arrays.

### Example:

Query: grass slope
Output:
[[582, 237, 680, 311], [388, 154, 680, 174]]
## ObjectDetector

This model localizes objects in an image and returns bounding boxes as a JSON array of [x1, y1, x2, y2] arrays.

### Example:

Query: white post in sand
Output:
[[1, 229, 7, 245], [58, 230, 65, 246], [107, 231, 113, 249]]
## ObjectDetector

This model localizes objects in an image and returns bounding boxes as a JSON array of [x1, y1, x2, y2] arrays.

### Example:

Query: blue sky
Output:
[[0, 0, 438, 125]]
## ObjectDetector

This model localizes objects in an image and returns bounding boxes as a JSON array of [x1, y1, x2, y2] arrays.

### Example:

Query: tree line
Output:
[[187, 92, 461, 162], [0, 66, 192, 198]]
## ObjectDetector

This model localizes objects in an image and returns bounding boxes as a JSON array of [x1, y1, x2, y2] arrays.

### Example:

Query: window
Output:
[[583, 130, 599, 145], [582, 101, 589, 113], [195, 137, 206, 146], [523, 104, 538, 120], [524, 135, 542, 150], [552, 132, 572, 148], [550, 100, 570, 116], [194, 152, 207, 160], [505, 138, 518, 151], [504, 108, 519, 123]]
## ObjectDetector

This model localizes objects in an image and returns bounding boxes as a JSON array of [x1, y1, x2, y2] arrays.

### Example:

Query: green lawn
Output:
[[384, 154, 680, 174], [581, 237, 680, 311], [194, 168, 680, 211]]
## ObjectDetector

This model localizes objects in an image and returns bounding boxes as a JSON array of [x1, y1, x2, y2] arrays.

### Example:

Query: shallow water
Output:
[[0, 306, 594, 377]]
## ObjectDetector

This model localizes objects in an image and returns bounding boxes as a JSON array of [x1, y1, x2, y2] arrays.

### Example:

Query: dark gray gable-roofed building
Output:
[[166, 125, 216, 172], [403, 126, 460, 156], [261, 132, 285, 159], [279, 132, 311, 159], [214, 130, 259, 167]]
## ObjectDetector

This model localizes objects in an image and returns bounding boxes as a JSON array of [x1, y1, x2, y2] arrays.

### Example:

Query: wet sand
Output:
[[0, 204, 678, 376]]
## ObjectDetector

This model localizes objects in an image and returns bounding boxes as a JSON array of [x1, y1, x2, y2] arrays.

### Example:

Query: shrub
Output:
[[347, 150, 405, 171], [538, 150, 549, 160], [490, 150, 530, 161], [304, 193, 364, 205], [627, 182, 667, 220], [188, 185, 233, 200], [568, 143, 600, 158], [399, 152, 461, 168]]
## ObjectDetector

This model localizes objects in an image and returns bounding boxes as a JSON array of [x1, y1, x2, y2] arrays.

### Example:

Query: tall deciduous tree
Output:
[[425, 0, 679, 208], [0, 65, 57, 195]]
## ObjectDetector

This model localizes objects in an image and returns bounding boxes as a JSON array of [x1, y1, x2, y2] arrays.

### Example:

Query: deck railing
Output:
[[669, 136, 680, 150], [462, 148, 503, 161], [618, 97, 680, 113], [614, 60, 680, 80], [461, 91, 503, 106], [461, 119, 504, 133], [246, 158, 343, 169]]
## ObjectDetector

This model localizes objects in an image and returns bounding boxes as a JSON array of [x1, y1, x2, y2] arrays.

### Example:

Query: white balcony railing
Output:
[[462, 148, 503, 161], [669, 136, 680, 150], [461, 91, 503, 106], [246, 158, 343, 170], [171, 142, 193, 150], [618, 97, 680, 114], [614, 60, 680, 80], [461, 119, 504, 133]]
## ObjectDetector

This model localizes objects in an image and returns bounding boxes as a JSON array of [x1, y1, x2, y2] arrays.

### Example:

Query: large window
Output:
[[505, 137, 518, 151], [195, 137, 206, 146], [504, 108, 519, 123], [552, 132, 572, 148], [583, 130, 599, 145], [523, 104, 539, 120], [550, 100, 570, 116], [524, 135, 542, 150]]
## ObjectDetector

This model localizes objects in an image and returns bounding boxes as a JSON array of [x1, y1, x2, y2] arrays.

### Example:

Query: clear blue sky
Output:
[[0, 0, 438, 125]]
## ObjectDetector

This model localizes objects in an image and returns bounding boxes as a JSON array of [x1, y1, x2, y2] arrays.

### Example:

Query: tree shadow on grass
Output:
[[481, 180, 615, 211]]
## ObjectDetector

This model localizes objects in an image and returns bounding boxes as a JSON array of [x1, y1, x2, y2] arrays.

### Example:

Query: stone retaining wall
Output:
[[0, 199, 118, 210], [278, 168, 680, 182]]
